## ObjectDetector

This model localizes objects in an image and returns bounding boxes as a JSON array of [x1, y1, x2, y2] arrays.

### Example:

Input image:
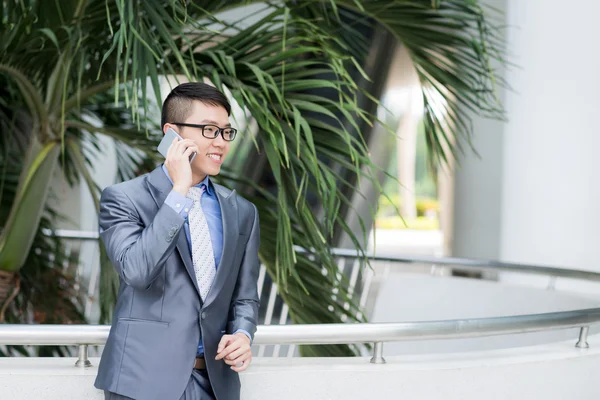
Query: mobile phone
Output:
[[157, 127, 196, 163]]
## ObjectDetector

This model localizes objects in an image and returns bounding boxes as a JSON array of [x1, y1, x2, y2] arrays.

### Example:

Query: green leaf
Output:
[[0, 64, 49, 137], [0, 141, 59, 272], [38, 28, 61, 49]]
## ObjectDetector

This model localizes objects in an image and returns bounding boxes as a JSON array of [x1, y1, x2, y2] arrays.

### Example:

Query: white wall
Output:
[[3, 336, 600, 399], [500, 0, 600, 270], [453, 0, 600, 272]]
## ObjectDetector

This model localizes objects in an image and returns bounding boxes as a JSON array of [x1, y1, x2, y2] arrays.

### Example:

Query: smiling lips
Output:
[[207, 153, 223, 163]]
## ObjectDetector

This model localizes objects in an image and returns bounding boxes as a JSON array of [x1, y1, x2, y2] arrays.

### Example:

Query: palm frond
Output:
[[0, 117, 85, 356], [98, 1, 503, 355], [344, 0, 504, 166]]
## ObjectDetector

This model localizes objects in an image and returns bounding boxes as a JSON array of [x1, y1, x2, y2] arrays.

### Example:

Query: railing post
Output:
[[575, 326, 590, 349], [75, 344, 92, 367], [370, 342, 386, 364], [430, 264, 438, 276]]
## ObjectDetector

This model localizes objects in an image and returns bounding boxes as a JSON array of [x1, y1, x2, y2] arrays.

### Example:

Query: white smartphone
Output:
[[157, 127, 196, 163]]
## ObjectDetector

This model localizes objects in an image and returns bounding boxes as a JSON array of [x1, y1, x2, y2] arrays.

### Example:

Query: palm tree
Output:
[[0, 1, 503, 356]]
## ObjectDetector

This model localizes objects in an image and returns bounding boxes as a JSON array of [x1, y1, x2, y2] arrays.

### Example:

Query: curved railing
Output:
[[23, 229, 600, 368], [0, 307, 598, 367], [321, 247, 600, 282], [45, 229, 600, 281]]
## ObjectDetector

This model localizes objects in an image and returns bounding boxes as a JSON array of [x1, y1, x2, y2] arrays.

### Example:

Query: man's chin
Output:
[[194, 168, 220, 177], [208, 167, 221, 176]]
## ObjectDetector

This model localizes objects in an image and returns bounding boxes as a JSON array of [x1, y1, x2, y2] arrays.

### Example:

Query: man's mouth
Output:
[[207, 153, 222, 161]]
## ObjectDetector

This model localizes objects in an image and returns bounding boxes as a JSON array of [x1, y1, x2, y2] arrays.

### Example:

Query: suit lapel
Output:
[[203, 182, 239, 308], [147, 166, 201, 297], [176, 231, 201, 297]]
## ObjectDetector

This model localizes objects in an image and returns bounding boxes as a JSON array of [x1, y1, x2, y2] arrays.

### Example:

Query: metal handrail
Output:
[[323, 248, 600, 282], [42, 229, 101, 241], [1, 308, 598, 366], [46, 229, 600, 281], [37, 229, 600, 366]]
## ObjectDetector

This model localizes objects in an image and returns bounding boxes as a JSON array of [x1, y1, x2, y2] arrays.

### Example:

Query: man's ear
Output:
[[162, 123, 178, 135]]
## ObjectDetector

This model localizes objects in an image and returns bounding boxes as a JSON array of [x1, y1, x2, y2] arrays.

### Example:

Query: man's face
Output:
[[173, 101, 232, 178]]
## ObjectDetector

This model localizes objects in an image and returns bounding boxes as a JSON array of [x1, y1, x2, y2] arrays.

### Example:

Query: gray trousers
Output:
[[104, 369, 214, 400]]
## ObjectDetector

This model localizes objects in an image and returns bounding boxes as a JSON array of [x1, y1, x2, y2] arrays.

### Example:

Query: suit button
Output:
[[201, 312, 207, 320]]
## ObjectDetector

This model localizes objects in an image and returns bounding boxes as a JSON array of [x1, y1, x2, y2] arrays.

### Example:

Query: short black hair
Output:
[[161, 82, 231, 130]]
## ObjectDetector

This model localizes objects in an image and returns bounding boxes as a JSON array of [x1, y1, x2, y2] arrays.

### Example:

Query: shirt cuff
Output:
[[164, 190, 193, 218], [234, 329, 252, 344]]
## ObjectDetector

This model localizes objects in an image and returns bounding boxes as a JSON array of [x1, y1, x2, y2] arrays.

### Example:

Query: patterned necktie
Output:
[[186, 186, 216, 301]]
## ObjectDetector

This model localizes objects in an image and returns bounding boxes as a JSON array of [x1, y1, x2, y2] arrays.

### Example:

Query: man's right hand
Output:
[[164, 137, 198, 196]]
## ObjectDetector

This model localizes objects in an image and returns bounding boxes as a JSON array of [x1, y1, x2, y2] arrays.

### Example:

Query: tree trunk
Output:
[[0, 270, 19, 322]]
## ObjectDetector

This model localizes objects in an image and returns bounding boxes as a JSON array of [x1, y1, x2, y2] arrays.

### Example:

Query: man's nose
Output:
[[213, 132, 227, 147]]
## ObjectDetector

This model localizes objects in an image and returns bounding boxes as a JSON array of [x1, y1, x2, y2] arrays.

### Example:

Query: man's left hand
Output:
[[215, 332, 252, 372]]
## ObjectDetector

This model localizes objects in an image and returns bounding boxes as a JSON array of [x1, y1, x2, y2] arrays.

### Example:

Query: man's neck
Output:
[[192, 173, 207, 187]]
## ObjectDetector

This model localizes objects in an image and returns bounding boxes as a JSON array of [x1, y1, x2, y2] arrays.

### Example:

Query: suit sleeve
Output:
[[228, 204, 261, 339], [99, 185, 186, 290]]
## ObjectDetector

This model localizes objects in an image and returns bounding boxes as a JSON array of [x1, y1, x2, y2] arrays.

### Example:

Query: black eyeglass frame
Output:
[[171, 122, 238, 141]]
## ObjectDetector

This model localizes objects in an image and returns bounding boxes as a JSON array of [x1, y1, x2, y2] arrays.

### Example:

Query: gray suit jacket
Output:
[[94, 166, 260, 400]]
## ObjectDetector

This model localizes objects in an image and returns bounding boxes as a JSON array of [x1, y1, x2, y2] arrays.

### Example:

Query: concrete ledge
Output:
[[2, 335, 600, 399]]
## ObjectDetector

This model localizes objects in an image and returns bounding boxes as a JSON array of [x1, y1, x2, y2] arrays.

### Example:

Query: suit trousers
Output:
[[104, 369, 215, 400]]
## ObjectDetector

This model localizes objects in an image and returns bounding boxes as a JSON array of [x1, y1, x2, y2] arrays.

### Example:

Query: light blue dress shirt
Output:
[[161, 165, 250, 355]]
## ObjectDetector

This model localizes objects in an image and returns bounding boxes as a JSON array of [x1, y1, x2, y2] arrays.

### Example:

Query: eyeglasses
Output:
[[172, 123, 237, 141]]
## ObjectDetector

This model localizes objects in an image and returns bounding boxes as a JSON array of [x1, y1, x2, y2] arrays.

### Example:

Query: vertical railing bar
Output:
[[80, 240, 92, 278], [358, 266, 374, 319], [263, 283, 278, 326], [256, 264, 267, 300], [61, 242, 71, 272], [334, 257, 345, 321], [286, 343, 296, 358], [337, 257, 361, 322], [84, 242, 101, 320], [576, 326, 590, 349], [430, 263, 437, 276], [257, 283, 278, 357], [347, 258, 361, 299], [370, 342, 386, 364], [333, 257, 346, 303], [75, 344, 92, 367], [272, 304, 289, 357]]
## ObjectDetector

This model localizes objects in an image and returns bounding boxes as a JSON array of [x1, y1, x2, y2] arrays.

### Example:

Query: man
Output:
[[95, 82, 260, 400]]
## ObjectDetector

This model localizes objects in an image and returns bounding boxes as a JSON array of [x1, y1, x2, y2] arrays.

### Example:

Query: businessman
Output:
[[95, 82, 260, 400]]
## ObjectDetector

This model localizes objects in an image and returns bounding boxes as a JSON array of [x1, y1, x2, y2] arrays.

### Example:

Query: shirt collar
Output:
[[161, 164, 214, 196]]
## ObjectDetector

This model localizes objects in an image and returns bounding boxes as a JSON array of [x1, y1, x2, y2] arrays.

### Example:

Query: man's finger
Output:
[[224, 346, 249, 362], [166, 137, 179, 159], [216, 335, 233, 355], [183, 147, 197, 160], [216, 339, 242, 360], [224, 351, 251, 366], [230, 357, 252, 372], [174, 139, 193, 155], [169, 138, 186, 162]]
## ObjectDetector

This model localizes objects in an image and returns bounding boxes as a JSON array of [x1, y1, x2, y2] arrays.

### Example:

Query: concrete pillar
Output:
[[453, 0, 600, 276], [451, 0, 506, 260], [500, 0, 600, 271]]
